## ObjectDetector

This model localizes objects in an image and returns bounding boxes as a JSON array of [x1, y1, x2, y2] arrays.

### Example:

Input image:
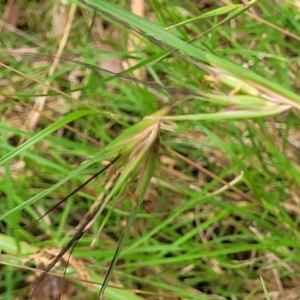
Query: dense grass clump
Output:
[[1, 0, 300, 299]]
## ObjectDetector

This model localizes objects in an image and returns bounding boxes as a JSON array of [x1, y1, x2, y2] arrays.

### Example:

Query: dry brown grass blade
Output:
[[167, 147, 256, 203], [1, 0, 19, 31], [28, 155, 120, 299], [122, 0, 146, 81], [5, 96, 103, 147], [0, 61, 96, 110], [25, 3, 77, 132]]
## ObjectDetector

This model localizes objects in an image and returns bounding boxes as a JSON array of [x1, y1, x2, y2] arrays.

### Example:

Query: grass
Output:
[[0, 0, 300, 299]]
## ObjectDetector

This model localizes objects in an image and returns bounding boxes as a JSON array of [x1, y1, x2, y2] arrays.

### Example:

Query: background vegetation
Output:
[[0, 0, 300, 299]]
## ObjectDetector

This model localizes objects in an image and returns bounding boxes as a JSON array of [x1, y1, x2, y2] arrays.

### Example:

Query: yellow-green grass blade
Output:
[[79, 0, 300, 107], [163, 104, 290, 121]]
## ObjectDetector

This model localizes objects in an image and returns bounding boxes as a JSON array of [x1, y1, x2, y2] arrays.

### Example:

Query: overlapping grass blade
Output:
[[80, 0, 300, 109]]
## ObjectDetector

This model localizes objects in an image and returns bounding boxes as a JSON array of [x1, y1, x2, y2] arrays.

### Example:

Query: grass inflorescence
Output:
[[0, 0, 300, 299]]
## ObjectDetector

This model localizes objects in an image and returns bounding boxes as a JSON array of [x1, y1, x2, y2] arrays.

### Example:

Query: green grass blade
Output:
[[0, 110, 97, 165], [80, 0, 300, 106], [163, 104, 290, 121], [166, 4, 241, 29]]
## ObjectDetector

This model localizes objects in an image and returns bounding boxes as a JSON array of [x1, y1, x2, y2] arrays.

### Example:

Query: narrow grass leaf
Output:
[[0, 150, 109, 221], [163, 105, 290, 121], [80, 0, 300, 106], [0, 233, 38, 254], [0, 110, 98, 165], [260, 275, 271, 300], [166, 4, 241, 29]]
